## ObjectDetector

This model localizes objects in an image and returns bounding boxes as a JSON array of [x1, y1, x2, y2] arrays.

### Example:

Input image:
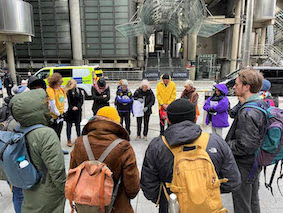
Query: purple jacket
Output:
[[203, 84, 229, 128]]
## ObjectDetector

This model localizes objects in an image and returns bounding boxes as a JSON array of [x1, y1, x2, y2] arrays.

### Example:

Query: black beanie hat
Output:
[[167, 99, 196, 124], [162, 73, 170, 80], [97, 78, 106, 87]]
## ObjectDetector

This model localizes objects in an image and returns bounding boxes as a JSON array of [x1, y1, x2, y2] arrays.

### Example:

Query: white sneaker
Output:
[[143, 136, 148, 141], [135, 136, 141, 140]]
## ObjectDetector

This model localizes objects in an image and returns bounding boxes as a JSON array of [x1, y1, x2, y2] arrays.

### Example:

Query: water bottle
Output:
[[168, 193, 180, 213], [17, 156, 29, 168]]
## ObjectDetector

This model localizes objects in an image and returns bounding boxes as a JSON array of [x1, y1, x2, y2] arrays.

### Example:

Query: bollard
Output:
[[0, 79, 3, 108], [203, 90, 214, 125]]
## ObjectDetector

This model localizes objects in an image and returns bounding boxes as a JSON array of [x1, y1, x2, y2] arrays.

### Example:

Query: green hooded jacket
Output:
[[10, 89, 66, 213]]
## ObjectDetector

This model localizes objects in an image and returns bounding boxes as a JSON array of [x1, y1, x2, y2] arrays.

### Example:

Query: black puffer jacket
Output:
[[141, 120, 241, 213], [133, 88, 155, 115], [225, 99, 268, 166]]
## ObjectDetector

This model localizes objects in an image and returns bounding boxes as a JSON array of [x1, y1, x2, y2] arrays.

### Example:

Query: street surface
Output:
[[1, 80, 283, 213]]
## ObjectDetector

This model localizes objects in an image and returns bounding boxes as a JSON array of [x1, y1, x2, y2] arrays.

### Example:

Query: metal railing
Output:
[[103, 70, 143, 81]]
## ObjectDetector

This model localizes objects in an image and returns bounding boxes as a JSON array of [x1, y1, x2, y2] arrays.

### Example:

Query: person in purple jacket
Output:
[[203, 84, 229, 137]]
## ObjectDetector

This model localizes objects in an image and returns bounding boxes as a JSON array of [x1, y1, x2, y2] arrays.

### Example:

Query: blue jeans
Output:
[[8, 182, 23, 213]]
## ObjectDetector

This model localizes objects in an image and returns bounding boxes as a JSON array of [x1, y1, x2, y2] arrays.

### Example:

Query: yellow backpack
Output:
[[161, 132, 228, 213]]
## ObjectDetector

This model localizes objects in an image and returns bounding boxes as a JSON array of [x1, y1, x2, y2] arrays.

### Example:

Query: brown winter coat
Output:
[[69, 116, 140, 213]]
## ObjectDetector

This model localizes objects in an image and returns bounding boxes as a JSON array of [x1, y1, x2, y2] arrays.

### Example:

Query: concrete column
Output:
[[183, 35, 188, 65], [242, 0, 255, 67], [254, 29, 259, 55], [260, 27, 267, 55], [137, 35, 144, 68], [137, 0, 144, 68], [230, 0, 241, 73], [188, 33, 197, 80], [69, 0, 83, 65], [6, 41, 16, 84]]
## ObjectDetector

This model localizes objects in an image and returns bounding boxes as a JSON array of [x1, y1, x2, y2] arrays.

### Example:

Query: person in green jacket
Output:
[[10, 89, 66, 213]]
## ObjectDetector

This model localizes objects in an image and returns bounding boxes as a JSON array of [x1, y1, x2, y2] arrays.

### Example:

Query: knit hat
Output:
[[167, 99, 196, 124], [162, 73, 170, 80], [97, 78, 106, 88], [97, 106, 121, 123], [28, 76, 47, 90], [261, 79, 271, 91], [12, 85, 29, 95]]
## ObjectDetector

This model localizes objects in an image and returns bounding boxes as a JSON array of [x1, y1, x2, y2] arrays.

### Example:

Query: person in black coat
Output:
[[141, 99, 241, 213], [91, 78, 110, 116], [115, 79, 133, 135], [133, 79, 155, 141], [65, 79, 84, 147], [3, 71, 14, 97]]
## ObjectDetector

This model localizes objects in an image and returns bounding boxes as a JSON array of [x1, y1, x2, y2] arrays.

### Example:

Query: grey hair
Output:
[[140, 79, 150, 89], [185, 80, 194, 87]]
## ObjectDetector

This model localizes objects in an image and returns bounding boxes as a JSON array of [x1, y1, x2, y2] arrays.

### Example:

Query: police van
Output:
[[34, 65, 103, 98]]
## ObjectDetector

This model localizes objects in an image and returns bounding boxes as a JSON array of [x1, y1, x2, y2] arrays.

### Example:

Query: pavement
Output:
[[1, 80, 283, 213]]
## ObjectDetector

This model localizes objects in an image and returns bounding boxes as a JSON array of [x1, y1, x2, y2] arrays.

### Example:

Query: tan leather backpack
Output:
[[65, 136, 123, 213]]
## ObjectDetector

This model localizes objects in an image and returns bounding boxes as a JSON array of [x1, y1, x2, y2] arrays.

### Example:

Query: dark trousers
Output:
[[119, 111, 131, 135], [51, 120, 64, 141], [66, 122, 81, 140], [159, 117, 169, 135], [232, 164, 261, 213], [137, 114, 150, 137], [6, 87, 12, 97]]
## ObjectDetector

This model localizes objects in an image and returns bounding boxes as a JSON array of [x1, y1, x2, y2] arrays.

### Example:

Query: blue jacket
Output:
[[115, 88, 133, 112], [203, 84, 229, 128]]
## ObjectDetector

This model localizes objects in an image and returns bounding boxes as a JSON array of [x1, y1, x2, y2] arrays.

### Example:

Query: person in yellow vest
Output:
[[156, 73, 176, 135], [46, 73, 68, 155]]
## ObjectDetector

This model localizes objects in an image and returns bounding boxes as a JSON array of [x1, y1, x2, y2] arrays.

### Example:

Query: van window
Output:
[[261, 70, 277, 78], [54, 69, 72, 78], [36, 69, 50, 79], [73, 68, 89, 77]]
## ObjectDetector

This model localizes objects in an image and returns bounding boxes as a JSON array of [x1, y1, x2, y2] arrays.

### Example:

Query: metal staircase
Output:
[[274, 10, 283, 46]]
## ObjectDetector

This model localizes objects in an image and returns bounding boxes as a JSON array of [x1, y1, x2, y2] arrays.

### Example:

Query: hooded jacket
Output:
[[156, 75, 176, 109], [10, 89, 66, 213], [203, 84, 229, 128], [141, 121, 241, 213], [226, 95, 268, 166], [70, 116, 140, 213]]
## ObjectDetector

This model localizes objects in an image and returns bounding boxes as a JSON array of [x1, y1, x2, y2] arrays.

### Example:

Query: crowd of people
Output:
[[0, 68, 280, 213]]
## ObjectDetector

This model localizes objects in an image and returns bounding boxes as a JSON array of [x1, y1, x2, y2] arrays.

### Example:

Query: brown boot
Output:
[[67, 140, 72, 147]]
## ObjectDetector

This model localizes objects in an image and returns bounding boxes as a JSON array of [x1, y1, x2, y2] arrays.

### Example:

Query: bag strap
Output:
[[277, 160, 283, 196], [265, 161, 280, 196], [14, 124, 45, 135], [83, 136, 124, 162], [83, 135, 95, 161], [98, 138, 124, 162]]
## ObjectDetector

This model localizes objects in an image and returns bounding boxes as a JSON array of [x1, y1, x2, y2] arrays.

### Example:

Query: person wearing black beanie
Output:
[[167, 99, 196, 124], [141, 98, 241, 212]]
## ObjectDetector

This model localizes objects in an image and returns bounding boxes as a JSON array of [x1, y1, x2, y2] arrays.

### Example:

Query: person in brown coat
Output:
[[69, 106, 140, 213], [181, 79, 200, 120]]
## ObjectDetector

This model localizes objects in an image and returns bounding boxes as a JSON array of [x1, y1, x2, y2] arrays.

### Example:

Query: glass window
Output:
[[73, 68, 90, 77], [261, 70, 277, 78], [277, 70, 283, 78], [36, 69, 50, 79], [53, 69, 72, 78]]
